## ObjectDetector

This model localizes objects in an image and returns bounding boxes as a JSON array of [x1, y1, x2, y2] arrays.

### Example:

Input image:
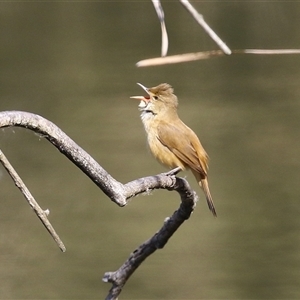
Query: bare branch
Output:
[[235, 49, 300, 55], [103, 177, 197, 300], [137, 50, 224, 67], [151, 0, 168, 56], [136, 48, 300, 67], [0, 149, 66, 252], [0, 110, 128, 207], [139, 2, 300, 68], [179, 0, 231, 55], [0, 110, 198, 298]]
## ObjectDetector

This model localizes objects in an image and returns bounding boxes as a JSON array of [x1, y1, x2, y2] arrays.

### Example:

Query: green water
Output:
[[1, 2, 300, 299]]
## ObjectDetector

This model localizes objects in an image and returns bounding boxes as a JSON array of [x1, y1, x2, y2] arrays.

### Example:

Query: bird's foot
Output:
[[163, 167, 182, 176]]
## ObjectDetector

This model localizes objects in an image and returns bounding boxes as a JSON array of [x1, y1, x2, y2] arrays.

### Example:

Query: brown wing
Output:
[[157, 120, 208, 178]]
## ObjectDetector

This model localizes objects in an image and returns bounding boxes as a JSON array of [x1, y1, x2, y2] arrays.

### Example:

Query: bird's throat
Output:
[[140, 108, 157, 131], [140, 109, 155, 121]]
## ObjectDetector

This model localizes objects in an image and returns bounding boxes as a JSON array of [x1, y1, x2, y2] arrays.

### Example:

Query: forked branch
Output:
[[138, 1, 300, 67], [0, 110, 197, 300]]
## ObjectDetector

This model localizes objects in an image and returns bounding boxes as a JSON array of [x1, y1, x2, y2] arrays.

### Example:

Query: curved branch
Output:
[[103, 177, 197, 300], [0, 110, 129, 205], [0, 110, 198, 299]]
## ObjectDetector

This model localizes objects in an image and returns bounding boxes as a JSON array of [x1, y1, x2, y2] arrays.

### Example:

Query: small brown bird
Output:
[[131, 83, 217, 217]]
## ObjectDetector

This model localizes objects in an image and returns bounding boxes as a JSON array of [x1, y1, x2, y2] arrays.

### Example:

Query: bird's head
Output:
[[131, 83, 178, 117]]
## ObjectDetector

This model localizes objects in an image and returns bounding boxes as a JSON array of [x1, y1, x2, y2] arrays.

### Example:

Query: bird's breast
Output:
[[144, 127, 186, 170]]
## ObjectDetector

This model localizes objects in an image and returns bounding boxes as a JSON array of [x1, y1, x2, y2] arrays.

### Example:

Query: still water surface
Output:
[[1, 2, 300, 299]]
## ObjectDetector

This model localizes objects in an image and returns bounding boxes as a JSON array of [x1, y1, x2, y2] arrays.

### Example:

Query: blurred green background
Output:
[[1, 2, 300, 299]]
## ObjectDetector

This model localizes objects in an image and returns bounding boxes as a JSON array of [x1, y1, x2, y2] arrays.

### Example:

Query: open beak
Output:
[[130, 83, 151, 102], [136, 83, 149, 93]]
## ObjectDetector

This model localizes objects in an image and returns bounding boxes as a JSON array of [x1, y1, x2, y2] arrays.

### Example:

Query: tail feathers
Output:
[[200, 178, 217, 217]]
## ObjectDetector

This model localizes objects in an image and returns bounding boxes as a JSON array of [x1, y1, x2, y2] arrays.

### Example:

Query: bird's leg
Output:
[[163, 167, 182, 176]]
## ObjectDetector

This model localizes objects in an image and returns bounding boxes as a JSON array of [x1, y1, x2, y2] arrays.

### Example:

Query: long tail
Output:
[[191, 170, 217, 217], [200, 178, 217, 217]]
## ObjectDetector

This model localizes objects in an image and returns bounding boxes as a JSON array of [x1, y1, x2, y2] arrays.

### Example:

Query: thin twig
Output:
[[151, 0, 168, 57], [179, 0, 231, 55], [137, 50, 224, 67], [0, 149, 66, 252], [136, 48, 300, 67], [234, 49, 300, 55]]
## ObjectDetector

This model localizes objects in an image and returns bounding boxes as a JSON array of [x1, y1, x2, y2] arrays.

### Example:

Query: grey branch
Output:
[[0, 149, 66, 252], [179, 0, 231, 55], [0, 110, 198, 299], [0, 110, 128, 206], [103, 176, 196, 300]]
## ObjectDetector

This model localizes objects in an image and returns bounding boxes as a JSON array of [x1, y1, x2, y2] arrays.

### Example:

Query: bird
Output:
[[131, 83, 217, 217]]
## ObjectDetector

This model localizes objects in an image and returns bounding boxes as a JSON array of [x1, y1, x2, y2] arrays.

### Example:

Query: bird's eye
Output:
[[153, 96, 158, 100]]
